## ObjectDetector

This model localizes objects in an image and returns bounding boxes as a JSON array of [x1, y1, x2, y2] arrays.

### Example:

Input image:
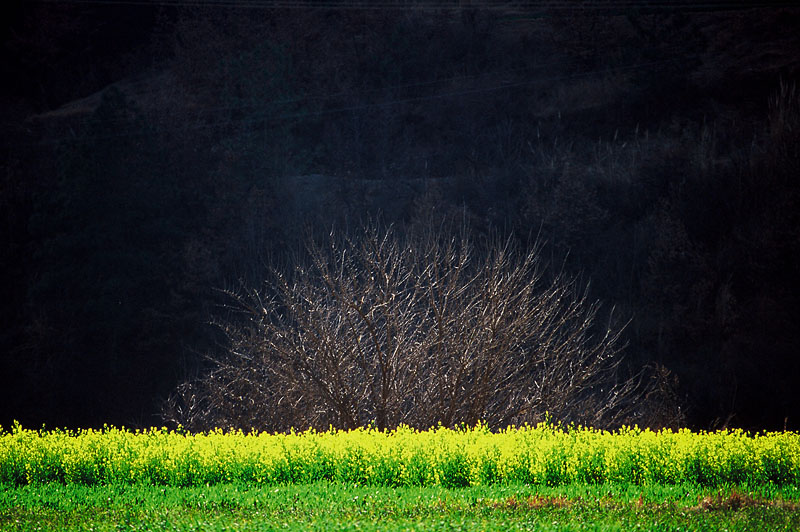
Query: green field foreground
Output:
[[2, 482, 799, 531], [1, 423, 799, 530]]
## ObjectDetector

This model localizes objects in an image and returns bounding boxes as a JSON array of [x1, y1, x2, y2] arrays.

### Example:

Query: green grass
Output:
[[2, 482, 799, 531]]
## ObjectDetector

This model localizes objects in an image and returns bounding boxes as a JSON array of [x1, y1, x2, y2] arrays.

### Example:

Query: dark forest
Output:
[[1, 0, 799, 432]]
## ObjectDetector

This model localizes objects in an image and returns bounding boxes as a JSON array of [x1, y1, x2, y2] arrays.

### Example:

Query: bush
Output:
[[164, 221, 669, 432]]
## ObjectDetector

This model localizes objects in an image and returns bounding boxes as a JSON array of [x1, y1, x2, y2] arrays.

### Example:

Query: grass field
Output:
[[1, 423, 799, 530], [2, 482, 799, 531]]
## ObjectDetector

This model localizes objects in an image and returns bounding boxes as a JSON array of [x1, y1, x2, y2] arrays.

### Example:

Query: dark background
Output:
[[2, 0, 799, 431]]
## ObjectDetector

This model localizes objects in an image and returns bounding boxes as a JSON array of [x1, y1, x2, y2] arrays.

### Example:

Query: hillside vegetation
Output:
[[1, 3, 798, 430]]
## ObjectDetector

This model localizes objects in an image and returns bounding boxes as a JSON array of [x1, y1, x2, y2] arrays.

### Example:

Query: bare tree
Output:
[[164, 221, 668, 432]]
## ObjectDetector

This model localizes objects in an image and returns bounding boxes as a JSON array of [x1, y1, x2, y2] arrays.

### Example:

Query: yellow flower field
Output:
[[1, 422, 798, 488]]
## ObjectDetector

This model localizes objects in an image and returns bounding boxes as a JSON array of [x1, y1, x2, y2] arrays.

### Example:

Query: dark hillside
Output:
[[2, 1, 798, 430]]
